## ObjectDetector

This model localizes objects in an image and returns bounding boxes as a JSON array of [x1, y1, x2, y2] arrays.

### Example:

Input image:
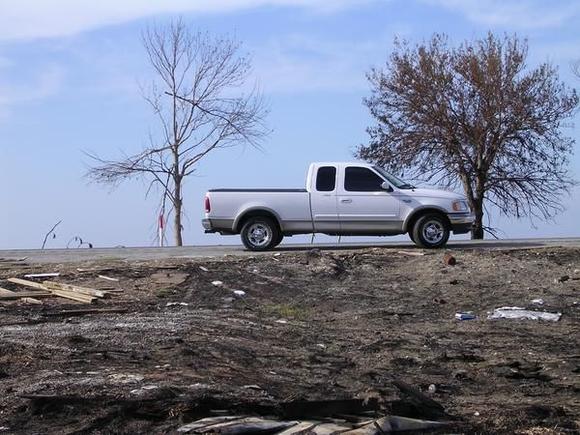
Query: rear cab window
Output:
[[316, 166, 337, 191], [344, 167, 384, 192]]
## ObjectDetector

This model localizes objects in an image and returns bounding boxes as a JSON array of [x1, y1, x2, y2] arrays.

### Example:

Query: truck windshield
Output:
[[373, 166, 415, 190]]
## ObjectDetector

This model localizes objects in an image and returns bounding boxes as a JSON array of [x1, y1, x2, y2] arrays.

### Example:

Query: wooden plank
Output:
[[194, 418, 297, 434], [308, 423, 349, 435], [276, 421, 318, 435], [21, 297, 43, 305], [176, 416, 245, 433], [0, 291, 53, 300], [0, 257, 27, 263], [48, 289, 96, 303], [7, 278, 49, 290], [0, 286, 45, 304], [43, 282, 106, 298], [0, 287, 16, 296], [6, 278, 94, 303]]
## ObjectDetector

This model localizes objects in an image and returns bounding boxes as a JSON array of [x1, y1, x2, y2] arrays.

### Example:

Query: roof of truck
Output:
[[310, 161, 374, 166]]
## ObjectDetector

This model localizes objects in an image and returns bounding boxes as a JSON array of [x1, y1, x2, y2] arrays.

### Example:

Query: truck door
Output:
[[338, 166, 401, 233], [310, 165, 340, 233]]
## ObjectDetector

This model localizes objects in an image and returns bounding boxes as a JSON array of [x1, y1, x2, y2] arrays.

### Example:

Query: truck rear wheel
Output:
[[412, 213, 450, 249], [240, 217, 280, 251], [274, 233, 284, 247]]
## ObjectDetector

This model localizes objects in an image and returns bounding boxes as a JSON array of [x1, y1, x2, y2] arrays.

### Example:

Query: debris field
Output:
[[0, 246, 579, 434]]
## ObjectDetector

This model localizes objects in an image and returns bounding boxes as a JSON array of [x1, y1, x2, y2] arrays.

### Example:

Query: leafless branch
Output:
[[41, 220, 62, 250], [86, 19, 269, 245]]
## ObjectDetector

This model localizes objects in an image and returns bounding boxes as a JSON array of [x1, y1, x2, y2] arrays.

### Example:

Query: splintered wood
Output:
[[1, 277, 121, 304]]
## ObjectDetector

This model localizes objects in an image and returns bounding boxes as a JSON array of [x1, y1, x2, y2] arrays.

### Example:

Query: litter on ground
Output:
[[488, 306, 561, 322]]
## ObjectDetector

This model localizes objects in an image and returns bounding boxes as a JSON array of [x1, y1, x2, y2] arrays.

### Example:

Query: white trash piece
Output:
[[488, 306, 561, 322], [24, 272, 60, 278], [166, 302, 189, 307], [233, 290, 246, 297], [531, 298, 544, 305], [211, 280, 223, 286], [130, 385, 158, 395]]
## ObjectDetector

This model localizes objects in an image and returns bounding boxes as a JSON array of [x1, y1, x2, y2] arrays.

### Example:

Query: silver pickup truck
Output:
[[202, 162, 474, 250]]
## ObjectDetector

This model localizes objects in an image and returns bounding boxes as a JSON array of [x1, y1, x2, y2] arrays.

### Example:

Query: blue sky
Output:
[[0, 0, 579, 249]]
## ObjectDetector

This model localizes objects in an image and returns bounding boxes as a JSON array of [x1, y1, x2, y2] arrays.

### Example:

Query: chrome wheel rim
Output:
[[422, 220, 444, 244], [247, 223, 272, 247]]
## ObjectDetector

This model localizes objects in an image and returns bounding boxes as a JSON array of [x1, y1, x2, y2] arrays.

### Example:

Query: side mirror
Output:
[[381, 181, 393, 192]]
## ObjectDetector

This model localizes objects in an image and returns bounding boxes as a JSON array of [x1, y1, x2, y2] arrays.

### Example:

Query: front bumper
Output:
[[448, 212, 475, 235]]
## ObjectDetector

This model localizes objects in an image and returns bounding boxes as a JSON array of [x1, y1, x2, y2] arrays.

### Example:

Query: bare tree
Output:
[[357, 33, 578, 239], [87, 19, 269, 246]]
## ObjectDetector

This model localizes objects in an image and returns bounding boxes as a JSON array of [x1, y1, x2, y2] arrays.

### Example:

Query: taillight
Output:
[[204, 195, 211, 213]]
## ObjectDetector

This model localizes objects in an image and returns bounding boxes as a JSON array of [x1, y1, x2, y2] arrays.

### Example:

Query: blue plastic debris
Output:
[[455, 312, 476, 321]]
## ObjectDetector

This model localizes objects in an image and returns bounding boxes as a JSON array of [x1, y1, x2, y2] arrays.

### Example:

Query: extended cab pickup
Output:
[[202, 162, 474, 250]]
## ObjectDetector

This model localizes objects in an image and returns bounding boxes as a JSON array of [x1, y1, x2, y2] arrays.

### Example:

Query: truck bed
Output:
[[208, 188, 307, 192], [205, 189, 312, 235]]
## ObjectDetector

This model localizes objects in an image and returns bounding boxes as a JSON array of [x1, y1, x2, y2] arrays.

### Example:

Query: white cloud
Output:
[[252, 33, 391, 93], [425, 0, 580, 29], [0, 64, 65, 120], [0, 0, 371, 41]]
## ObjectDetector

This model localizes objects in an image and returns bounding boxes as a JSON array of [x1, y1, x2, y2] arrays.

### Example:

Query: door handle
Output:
[[340, 199, 352, 203]]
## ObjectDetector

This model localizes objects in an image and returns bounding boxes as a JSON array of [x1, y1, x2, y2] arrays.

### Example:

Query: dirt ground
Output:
[[0, 245, 579, 434]]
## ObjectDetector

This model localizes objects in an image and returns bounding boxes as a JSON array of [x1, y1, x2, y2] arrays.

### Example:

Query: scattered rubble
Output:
[[0, 246, 578, 434], [443, 253, 456, 266], [0, 276, 119, 304], [176, 413, 450, 434]]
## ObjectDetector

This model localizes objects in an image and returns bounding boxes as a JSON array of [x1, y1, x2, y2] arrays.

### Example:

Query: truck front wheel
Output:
[[240, 217, 280, 251], [412, 214, 450, 249]]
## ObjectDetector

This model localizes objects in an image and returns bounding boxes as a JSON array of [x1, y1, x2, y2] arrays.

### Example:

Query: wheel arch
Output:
[[234, 207, 283, 233], [403, 207, 451, 233]]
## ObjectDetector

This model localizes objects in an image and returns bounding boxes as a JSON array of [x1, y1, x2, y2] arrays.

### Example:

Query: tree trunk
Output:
[[174, 200, 183, 246], [471, 199, 484, 240], [173, 178, 183, 247]]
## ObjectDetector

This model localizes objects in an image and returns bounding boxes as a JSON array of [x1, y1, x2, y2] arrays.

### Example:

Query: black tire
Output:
[[273, 233, 284, 247], [240, 217, 280, 251], [408, 231, 416, 243], [412, 213, 450, 249]]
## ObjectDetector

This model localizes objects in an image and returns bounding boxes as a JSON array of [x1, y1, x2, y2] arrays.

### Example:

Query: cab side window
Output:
[[316, 166, 336, 192], [344, 167, 384, 192]]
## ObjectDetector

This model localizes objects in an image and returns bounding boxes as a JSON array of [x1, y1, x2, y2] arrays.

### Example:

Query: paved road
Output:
[[1, 237, 579, 264]]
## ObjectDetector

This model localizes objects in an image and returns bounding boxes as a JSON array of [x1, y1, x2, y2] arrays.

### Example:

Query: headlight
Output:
[[452, 200, 469, 212]]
